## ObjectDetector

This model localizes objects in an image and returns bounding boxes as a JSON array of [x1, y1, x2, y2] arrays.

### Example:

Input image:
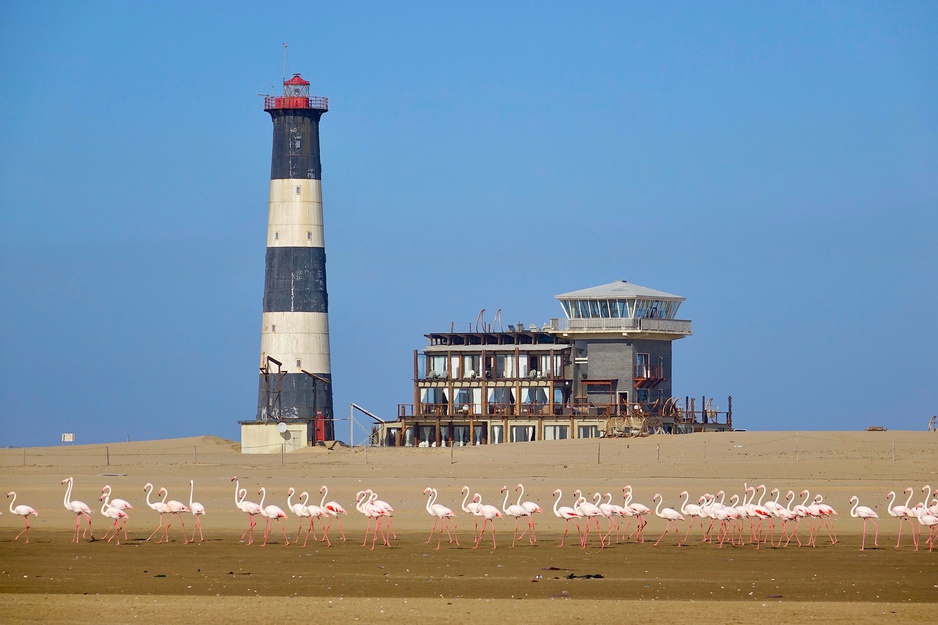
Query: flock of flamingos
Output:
[[4, 478, 937, 553]]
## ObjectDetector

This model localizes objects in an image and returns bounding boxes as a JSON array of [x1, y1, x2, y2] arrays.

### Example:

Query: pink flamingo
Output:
[[101, 485, 133, 541], [886, 489, 916, 549], [849, 495, 879, 551], [356, 490, 391, 549], [231, 476, 260, 544], [652, 493, 684, 547], [471, 493, 502, 550], [288, 487, 314, 543], [257, 487, 290, 546], [7, 491, 38, 543], [98, 494, 128, 545], [625, 485, 652, 542], [598, 492, 627, 543], [573, 489, 605, 549], [61, 477, 94, 542], [744, 488, 773, 549], [812, 494, 838, 544], [515, 483, 543, 543], [143, 483, 169, 542], [319, 485, 348, 542], [915, 504, 938, 551], [188, 480, 205, 543], [781, 490, 804, 547], [461, 486, 483, 542], [156, 487, 190, 544], [500, 485, 531, 547], [679, 490, 706, 542], [552, 489, 582, 547], [423, 487, 459, 549], [304, 494, 332, 547]]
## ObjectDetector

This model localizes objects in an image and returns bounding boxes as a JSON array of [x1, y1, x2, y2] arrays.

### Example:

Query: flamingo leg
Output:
[[146, 514, 165, 542], [318, 518, 332, 547], [653, 520, 673, 547]]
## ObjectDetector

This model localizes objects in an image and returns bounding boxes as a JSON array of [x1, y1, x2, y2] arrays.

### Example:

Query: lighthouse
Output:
[[256, 73, 334, 442]]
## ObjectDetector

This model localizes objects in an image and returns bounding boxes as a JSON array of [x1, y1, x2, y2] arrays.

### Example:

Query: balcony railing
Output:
[[550, 317, 691, 334], [264, 95, 329, 111]]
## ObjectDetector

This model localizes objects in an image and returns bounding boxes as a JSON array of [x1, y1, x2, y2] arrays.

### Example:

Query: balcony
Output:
[[549, 317, 691, 335]]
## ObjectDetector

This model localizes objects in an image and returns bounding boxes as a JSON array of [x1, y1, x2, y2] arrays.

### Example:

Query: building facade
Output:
[[377, 280, 731, 446]]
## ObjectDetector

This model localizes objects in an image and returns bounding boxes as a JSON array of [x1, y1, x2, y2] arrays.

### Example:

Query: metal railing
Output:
[[550, 317, 691, 334]]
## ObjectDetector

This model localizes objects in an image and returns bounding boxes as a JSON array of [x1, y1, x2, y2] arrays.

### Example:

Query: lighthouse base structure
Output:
[[239, 420, 314, 454]]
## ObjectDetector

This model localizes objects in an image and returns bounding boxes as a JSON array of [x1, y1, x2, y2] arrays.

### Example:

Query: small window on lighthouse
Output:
[[307, 232, 312, 241], [274, 232, 279, 240], [295, 186, 301, 195], [296, 359, 302, 368]]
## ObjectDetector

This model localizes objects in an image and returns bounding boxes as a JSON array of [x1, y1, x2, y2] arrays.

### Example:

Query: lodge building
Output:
[[375, 280, 731, 446]]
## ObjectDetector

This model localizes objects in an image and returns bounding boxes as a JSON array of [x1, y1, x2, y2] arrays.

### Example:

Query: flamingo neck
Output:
[[516, 485, 524, 508], [320, 486, 328, 509], [461, 488, 471, 513], [654, 495, 663, 516], [502, 488, 511, 512], [680, 491, 689, 514], [553, 490, 563, 515], [9, 492, 17, 512], [189, 481, 195, 507], [63, 478, 72, 507]]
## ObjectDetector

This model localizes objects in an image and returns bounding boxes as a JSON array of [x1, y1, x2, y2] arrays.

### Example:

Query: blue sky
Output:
[[1, 2, 936, 446]]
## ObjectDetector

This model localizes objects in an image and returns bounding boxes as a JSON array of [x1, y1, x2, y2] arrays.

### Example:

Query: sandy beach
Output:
[[1, 431, 936, 623]]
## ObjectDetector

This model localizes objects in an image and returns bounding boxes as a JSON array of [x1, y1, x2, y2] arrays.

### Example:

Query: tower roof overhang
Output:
[[556, 280, 684, 302]]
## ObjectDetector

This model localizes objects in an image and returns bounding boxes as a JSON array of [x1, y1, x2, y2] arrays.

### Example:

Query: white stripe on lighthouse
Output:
[[259, 311, 331, 374], [267, 179, 324, 248]]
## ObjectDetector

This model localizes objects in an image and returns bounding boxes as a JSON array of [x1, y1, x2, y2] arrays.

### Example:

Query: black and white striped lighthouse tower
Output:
[[257, 73, 334, 441]]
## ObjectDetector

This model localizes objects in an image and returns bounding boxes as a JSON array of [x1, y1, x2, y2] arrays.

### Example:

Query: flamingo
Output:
[[652, 493, 685, 547], [100, 485, 133, 541], [98, 494, 128, 545], [793, 490, 818, 547], [886, 488, 916, 549], [849, 495, 880, 551], [471, 493, 502, 550], [515, 483, 543, 543], [500, 485, 531, 547], [741, 486, 772, 547], [231, 477, 260, 544], [257, 487, 290, 546], [370, 492, 396, 540], [461, 486, 483, 542], [156, 487, 190, 544], [679, 490, 706, 543], [423, 487, 459, 549], [552, 489, 583, 547], [813, 494, 838, 544], [143, 482, 169, 542], [598, 492, 627, 543], [188, 480, 206, 543], [356, 490, 390, 549], [6, 491, 38, 543], [624, 485, 651, 542], [573, 489, 605, 549], [304, 495, 332, 547], [61, 477, 94, 542], [287, 487, 313, 543], [319, 485, 348, 542], [781, 490, 804, 547], [915, 504, 938, 552]]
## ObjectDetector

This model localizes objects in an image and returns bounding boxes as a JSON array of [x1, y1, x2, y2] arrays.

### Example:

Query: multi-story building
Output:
[[376, 280, 731, 446]]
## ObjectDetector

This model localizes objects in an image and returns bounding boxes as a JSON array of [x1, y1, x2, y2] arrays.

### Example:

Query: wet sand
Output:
[[1, 431, 936, 623]]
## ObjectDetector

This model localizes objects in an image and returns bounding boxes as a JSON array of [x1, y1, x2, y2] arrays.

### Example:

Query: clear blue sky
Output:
[[2, 2, 936, 446]]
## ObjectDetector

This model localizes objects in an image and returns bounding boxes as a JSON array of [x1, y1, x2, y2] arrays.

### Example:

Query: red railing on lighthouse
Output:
[[264, 95, 329, 111]]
